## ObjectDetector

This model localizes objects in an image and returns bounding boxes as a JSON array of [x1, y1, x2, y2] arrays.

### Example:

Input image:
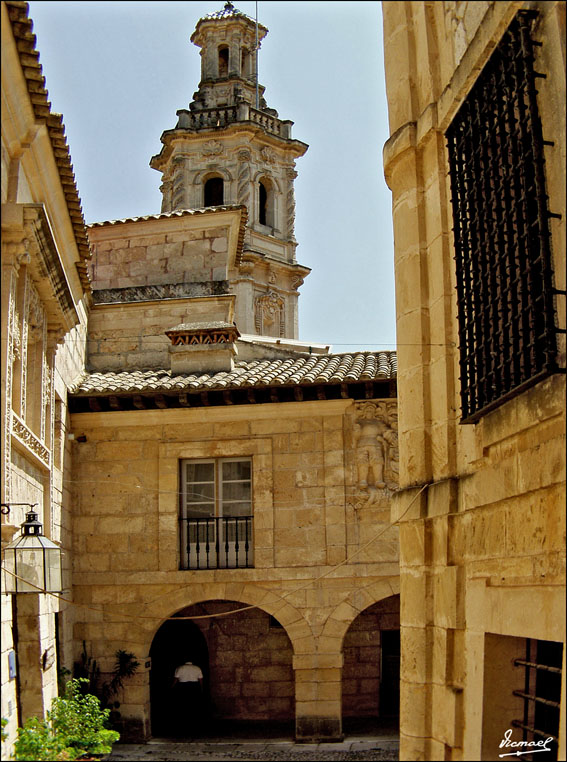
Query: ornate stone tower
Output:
[[150, 1, 311, 340]]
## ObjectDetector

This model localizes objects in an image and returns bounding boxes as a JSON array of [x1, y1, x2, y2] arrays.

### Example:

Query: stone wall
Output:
[[382, 2, 566, 760], [89, 222, 231, 291]]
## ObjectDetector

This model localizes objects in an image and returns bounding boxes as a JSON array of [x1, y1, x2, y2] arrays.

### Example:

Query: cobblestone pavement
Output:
[[105, 737, 399, 761]]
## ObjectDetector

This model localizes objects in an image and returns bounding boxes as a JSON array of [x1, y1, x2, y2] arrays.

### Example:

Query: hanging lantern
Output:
[[3, 510, 62, 593]]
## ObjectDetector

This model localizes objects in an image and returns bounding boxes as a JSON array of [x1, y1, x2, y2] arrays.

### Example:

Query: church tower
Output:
[[150, 1, 311, 340]]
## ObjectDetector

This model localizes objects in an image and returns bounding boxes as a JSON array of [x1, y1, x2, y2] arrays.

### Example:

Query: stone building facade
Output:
[[382, 2, 566, 760], [2, 0, 402, 751], [65, 2, 401, 737], [1, 0, 92, 752]]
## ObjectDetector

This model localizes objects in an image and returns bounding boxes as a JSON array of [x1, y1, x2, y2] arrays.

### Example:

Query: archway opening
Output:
[[149, 614, 209, 738], [258, 178, 274, 227], [204, 176, 224, 207], [341, 594, 400, 736], [150, 600, 294, 739], [218, 46, 229, 77]]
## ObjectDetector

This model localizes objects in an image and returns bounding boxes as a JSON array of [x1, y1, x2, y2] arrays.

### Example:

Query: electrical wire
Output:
[[1, 483, 427, 623]]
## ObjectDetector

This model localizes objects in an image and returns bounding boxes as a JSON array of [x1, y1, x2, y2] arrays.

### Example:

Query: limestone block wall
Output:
[[88, 223, 231, 291], [69, 398, 399, 741], [382, 2, 566, 760]]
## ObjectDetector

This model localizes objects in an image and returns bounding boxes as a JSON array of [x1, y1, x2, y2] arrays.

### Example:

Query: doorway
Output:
[[149, 615, 209, 737]]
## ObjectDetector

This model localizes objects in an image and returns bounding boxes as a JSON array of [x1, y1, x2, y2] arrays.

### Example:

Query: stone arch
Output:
[[140, 582, 313, 659], [252, 170, 282, 194], [340, 593, 400, 727], [195, 167, 234, 185], [320, 578, 400, 652], [144, 586, 313, 733]]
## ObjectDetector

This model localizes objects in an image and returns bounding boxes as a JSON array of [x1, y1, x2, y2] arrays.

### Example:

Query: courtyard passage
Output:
[[105, 737, 399, 761]]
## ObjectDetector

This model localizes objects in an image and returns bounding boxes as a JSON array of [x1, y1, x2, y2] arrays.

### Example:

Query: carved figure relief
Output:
[[260, 147, 276, 165], [26, 280, 45, 345], [350, 400, 398, 510], [11, 308, 21, 360], [254, 290, 285, 337]]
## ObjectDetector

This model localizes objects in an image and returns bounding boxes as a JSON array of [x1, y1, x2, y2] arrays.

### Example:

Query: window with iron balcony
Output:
[[179, 457, 253, 569], [446, 11, 561, 424]]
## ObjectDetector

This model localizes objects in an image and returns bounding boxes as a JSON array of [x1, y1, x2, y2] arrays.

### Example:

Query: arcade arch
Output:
[[341, 595, 400, 731]]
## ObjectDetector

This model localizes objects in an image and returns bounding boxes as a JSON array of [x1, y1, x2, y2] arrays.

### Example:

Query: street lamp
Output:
[[2, 508, 63, 593]]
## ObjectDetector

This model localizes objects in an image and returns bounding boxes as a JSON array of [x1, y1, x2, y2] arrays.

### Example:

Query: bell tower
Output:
[[150, 1, 310, 340]]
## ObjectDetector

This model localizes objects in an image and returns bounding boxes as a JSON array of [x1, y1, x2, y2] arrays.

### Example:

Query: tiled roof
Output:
[[5, 1, 92, 293], [87, 205, 246, 229], [70, 352, 397, 396], [195, 1, 267, 30]]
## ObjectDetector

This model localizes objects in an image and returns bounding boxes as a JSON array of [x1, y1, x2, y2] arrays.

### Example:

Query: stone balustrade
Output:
[[175, 105, 292, 139]]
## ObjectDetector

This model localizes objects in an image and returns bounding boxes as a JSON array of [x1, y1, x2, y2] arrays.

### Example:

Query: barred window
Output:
[[446, 12, 559, 423]]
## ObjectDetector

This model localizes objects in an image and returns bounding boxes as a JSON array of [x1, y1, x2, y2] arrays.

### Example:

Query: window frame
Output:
[[179, 456, 253, 570]]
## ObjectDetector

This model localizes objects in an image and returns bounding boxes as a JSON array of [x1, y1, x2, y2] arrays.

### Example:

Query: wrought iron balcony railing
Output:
[[180, 515, 253, 570]]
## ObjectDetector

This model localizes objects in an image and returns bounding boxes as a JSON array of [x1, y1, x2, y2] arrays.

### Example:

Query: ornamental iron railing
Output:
[[180, 515, 253, 570]]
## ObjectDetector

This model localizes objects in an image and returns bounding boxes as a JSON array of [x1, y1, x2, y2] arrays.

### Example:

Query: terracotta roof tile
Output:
[[70, 352, 397, 397]]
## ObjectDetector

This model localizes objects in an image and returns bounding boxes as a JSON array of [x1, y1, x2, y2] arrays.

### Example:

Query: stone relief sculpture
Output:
[[202, 140, 224, 156], [350, 400, 398, 510], [254, 290, 285, 337], [260, 147, 276, 165]]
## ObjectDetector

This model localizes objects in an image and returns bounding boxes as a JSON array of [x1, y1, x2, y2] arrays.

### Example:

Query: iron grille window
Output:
[[446, 12, 559, 423], [512, 639, 563, 761], [180, 458, 253, 569]]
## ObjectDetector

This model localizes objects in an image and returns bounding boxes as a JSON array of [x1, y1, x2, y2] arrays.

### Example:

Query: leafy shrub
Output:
[[13, 679, 119, 761], [50, 678, 119, 757], [14, 716, 70, 761]]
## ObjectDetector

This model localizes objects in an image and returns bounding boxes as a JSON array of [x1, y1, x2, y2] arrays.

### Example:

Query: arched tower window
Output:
[[241, 48, 251, 79], [258, 179, 274, 228], [204, 177, 224, 207], [218, 46, 229, 78], [259, 182, 268, 226]]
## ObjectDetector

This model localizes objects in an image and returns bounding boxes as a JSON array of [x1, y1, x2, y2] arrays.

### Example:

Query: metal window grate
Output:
[[512, 639, 563, 761], [446, 11, 559, 423]]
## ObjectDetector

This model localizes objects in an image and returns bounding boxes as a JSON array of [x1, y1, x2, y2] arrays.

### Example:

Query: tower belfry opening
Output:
[[150, 1, 311, 340]]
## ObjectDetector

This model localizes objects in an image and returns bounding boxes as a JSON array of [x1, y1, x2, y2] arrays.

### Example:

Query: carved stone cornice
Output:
[[2, 203, 79, 337], [11, 413, 50, 469]]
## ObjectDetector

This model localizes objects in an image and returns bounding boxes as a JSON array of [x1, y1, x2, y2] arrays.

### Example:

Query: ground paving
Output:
[[105, 734, 399, 761]]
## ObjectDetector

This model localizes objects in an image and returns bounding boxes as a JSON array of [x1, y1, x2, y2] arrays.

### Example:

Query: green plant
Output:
[[102, 649, 140, 707], [14, 716, 70, 761], [49, 678, 119, 757], [73, 641, 100, 697], [13, 679, 119, 762], [1, 717, 8, 742]]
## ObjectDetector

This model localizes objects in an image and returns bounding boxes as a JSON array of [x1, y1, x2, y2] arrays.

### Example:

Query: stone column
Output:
[[294, 653, 343, 742]]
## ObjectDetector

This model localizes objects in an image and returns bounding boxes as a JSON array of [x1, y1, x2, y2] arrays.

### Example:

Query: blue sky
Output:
[[27, 1, 396, 352]]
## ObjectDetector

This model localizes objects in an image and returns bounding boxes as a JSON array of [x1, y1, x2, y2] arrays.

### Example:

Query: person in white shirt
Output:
[[171, 660, 204, 737]]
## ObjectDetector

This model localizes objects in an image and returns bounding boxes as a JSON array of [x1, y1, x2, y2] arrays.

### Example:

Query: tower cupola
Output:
[[150, 2, 310, 340]]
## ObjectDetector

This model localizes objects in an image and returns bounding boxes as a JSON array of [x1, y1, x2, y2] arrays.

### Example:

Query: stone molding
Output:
[[11, 412, 50, 469]]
